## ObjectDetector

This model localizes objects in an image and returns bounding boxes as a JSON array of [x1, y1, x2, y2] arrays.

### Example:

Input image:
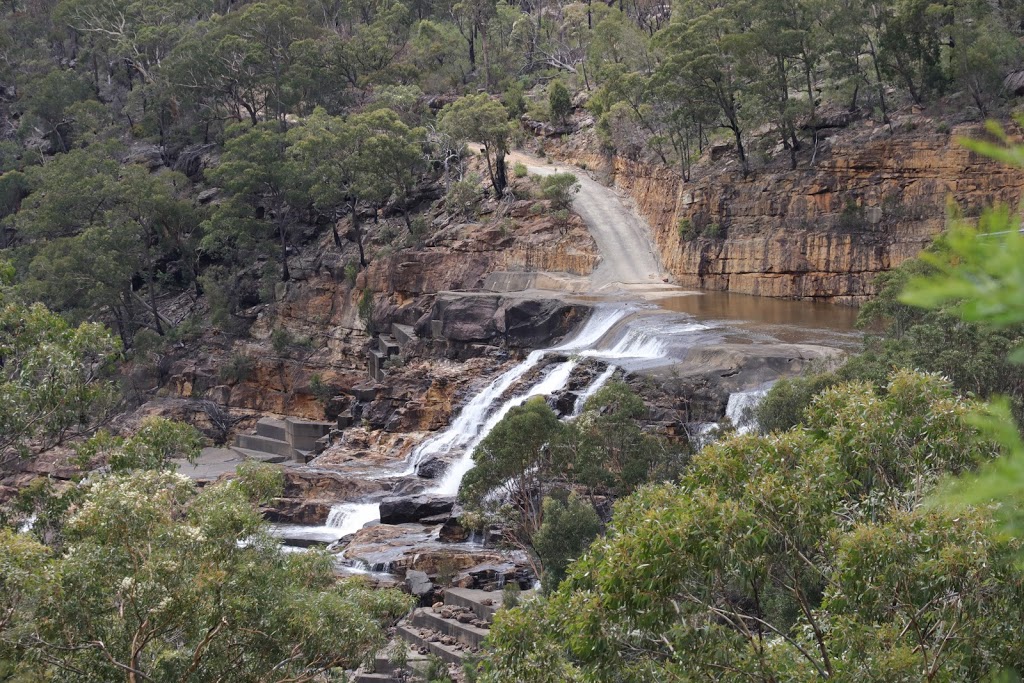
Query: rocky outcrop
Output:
[[379, 496, 456, 524], [549, 119, 1024, 303], [423, 294, 590, 348]]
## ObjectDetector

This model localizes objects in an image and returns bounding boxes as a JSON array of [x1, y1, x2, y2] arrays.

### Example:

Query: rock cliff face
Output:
[[549, 120, 1024, 303], [160, 189, 599, 420]]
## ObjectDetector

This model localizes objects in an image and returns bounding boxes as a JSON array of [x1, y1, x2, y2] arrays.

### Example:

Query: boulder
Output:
[[437, 297, 500, 342], [378, 495, 455, 524], [416, 455, 449, 479], [404, 570, 435, 599], [494, 298, 587, 348]]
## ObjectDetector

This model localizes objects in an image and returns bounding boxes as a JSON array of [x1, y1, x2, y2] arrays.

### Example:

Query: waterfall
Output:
[[321, 305, 708, 537], [572, 365, 618, 416], [402, 307, 634, 478], [324, 502, 381, 537], [428, 358, 579, 497], [725, 382, 775, 435]]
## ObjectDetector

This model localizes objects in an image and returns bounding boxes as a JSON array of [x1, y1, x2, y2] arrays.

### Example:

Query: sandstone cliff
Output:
[[548, 117, 1024, 303]]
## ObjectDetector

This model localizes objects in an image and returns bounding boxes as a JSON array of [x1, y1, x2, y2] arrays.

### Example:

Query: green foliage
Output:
[[893, 118, 1024, 544], [309, 372, 334, 403], [439, 95, 513, 197], [483, 371, 1014, 682], [426, 654, 454, 683], [461, 383, 685, 564], [445, 173, 483, 218], [501, 582, 522, 609], [548, 80, 572, 125], [0, 289, 121, 469], [75, 417, 203, 473], [532, 493, 602, 590], [358, 288, 377, 335], [1, 469, 413, 681], [218, 352, 254, 384], [754, 372, 839, 433], [512, 162, 528, 178], [538, 172, 580, 211]]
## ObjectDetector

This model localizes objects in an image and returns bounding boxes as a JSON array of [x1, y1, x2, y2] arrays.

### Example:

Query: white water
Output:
[[725, 382, 775, 435], [572, 365, 618, 416], [325, 502, 381, 536], [294, 306, 709, 541]]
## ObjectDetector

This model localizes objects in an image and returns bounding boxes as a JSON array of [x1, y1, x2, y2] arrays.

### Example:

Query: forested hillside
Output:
[[4, 0, 1024, 681]]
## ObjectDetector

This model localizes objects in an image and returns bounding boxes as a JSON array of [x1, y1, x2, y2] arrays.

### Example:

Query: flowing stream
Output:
[[295, 305, 713, 544], [273, 294, 858, 559]]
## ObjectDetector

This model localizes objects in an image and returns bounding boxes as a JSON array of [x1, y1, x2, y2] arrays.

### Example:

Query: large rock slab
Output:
[[379, 495, 456, 524]]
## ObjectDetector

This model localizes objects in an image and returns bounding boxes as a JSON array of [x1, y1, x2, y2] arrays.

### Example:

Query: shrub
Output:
[[533, 493, 602, 591], [271, 328, 293, 354], [309, 373, 334, 403], [219, 352, 254, 384], [754, 372, 839, 433], [513, 162, 528, 178], [538, 172, 579, 211], [549, 80, 572, 125], [358, 289, 377, 335], [445, 173, 482, 219], [501, 582, 522, 609]]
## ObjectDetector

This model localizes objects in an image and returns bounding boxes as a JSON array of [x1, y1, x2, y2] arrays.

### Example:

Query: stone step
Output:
[[411, 609, 489, 649], [391, 323, 416, 346], [234, 433, 295, 458], [377, 334, 400, 357], [229, 447, 289, 464], [443, 588, 502, 621], [396, 626, 467, 666], [255, 417, 287, 441], [352, 673, 400, 683], [283, 417, 332, 451]]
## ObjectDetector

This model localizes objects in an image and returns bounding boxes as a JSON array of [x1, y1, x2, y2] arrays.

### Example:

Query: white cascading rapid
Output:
[[402, 306, 633, 479], [320, 306, 712, 539], [571, 364, 618, 416], [725, 382, 775, 435]]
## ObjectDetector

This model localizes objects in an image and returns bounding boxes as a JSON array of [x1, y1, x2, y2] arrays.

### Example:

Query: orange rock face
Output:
[[554, 123, 1024, 303]]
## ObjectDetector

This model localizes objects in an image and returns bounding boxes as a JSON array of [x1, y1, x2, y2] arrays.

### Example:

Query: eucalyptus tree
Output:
[[1, 466, 413, 682], [480, 371, 1019, 683], [438, 94, 512, 196]]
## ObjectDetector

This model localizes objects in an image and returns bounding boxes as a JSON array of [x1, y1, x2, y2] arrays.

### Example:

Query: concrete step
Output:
[[283, 417, 332, 451], [352, 673, 400, 683], [391, 323, 416, 347], [396, 626, 467, 666], [229, 447, 289, 464], [411, 609, 489, 649], [234, 433, 295, 458], [255, 417, 286, 441], [377, 334, 400, 357], [370, 648, 430, 677], [443, 588, 502, 621]]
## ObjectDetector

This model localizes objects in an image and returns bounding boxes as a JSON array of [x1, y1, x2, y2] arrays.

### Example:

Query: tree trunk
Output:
[[278, 220, 290, 281], [351, 199, 367, 267], [494, 151, 508, 197]]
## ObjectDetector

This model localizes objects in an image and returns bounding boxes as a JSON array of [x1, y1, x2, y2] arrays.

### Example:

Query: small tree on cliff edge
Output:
[[439, 94, 513, 198]]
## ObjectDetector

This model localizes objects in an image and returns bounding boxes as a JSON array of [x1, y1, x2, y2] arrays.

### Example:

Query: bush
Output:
[[533, 493, 603, 591], [513, 162, 528, 178], [754, 372, 839, 433], [501, 582, 522, 609], [539, 172, 579, 211], [548, 80, 572, 125], [309, 373, 334, 403], [219, 353, 254, 383], [445, 173, 482, 218], [358, 289, 377, 335]]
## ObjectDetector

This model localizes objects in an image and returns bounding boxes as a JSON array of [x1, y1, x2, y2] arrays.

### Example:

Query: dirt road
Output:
[[510, 151, 670, 289]]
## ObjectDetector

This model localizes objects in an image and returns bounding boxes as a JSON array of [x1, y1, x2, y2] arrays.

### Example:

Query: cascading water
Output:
[[282, 306, 716, 547], [572, 364, 618, 416], [725, 381, 775, 435]]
